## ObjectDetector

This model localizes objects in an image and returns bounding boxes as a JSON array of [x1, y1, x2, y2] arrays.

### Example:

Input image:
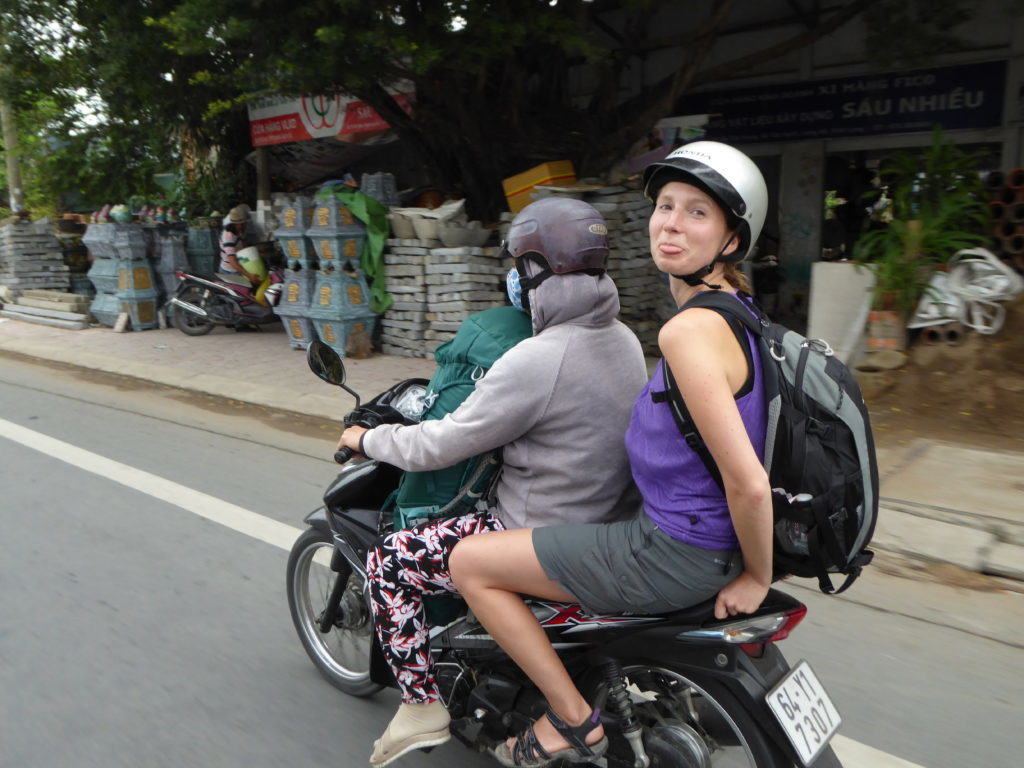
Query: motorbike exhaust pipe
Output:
[[168, 297, 209, 317]]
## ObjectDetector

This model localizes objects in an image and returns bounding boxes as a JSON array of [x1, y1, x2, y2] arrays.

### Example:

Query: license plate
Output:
[[766, 660, 841, 766]]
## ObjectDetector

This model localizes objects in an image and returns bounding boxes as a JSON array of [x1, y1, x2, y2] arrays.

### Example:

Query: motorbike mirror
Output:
[[307, 338, 346, 384], [307, 339, 361, 407]]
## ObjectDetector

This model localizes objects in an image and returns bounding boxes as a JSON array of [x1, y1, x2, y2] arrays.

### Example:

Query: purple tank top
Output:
[[624, 296, 767, 550]]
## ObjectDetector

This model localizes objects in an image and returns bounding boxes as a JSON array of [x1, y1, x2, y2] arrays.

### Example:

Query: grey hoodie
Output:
[[362, 270, 648, 530]]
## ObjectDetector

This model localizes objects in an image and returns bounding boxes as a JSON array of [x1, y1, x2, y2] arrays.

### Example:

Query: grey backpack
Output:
[[660, 291, 878, 594]]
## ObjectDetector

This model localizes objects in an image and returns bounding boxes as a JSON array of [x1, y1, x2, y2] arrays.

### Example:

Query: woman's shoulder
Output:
[[658, 304, 733, 349]]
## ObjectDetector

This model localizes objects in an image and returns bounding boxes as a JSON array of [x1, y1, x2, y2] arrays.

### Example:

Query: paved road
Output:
[[1, 353, 1020, 768]]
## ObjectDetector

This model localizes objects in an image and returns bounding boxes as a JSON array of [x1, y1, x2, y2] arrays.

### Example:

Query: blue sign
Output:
[[683, 60, 1006, 143]]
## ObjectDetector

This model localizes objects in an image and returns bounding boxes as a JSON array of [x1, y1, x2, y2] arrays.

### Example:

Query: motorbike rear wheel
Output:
[[172, 285, 215, 336], [286, 527, 382, 698], [607, 664, 790, 768]]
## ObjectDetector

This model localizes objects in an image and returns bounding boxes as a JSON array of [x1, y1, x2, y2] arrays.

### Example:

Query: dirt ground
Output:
[[859, 296, 1024, 453]]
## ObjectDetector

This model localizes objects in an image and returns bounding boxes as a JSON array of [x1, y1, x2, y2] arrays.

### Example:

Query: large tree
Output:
[[1, 0, 254, 214], [156, 0, 988, 217], [4, 0, 988, 218]]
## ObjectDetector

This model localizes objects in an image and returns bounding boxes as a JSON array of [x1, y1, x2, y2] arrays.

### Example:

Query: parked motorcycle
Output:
[[287, 338, 843, 768], [169, 245, 285, 335]]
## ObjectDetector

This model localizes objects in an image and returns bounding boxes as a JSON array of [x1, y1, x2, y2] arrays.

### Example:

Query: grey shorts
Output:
[[533, 513, 742, 615]]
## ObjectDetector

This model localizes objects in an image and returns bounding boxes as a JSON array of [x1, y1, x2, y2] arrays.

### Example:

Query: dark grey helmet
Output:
[[505, 197, 609, 274]]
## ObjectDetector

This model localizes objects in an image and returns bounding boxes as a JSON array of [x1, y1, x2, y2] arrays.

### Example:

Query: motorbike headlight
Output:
[[391, 384, 426, 422]]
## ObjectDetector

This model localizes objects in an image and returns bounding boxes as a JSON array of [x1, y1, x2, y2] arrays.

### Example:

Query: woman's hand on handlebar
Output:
[[714, 571, 769, 619], [336, 425, 368, 457]]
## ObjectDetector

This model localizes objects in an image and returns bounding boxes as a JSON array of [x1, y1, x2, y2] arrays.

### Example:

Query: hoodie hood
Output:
[[529, 271, 621, 334]]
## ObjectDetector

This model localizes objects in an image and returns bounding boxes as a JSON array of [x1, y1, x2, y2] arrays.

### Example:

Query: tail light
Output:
[[176, 271, 186, 278], [265, 284, 283, 306], [675, 605, 807, 646]]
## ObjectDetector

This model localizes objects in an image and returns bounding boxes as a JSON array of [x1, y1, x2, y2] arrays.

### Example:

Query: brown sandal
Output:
[[492, 706, 608, 767]]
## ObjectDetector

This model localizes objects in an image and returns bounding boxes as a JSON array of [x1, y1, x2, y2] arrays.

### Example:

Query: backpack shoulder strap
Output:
[[661, 360, 724, 492], [680, 290, 769, 337], [657, 291, 766, 494]]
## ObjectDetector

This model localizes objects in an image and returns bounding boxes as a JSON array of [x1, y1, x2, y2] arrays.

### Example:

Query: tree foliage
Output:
[[1, 0, 997, 219], [0, 0, 253, 215]]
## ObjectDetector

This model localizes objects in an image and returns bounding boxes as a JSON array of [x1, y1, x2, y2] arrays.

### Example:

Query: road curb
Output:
[[0, 336, 348, 421]]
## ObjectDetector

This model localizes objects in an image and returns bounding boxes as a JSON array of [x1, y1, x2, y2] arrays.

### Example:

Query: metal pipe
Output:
[[921, 326, 945, 345], [168, 297, 208, 317], [943, 322, 965, 346]]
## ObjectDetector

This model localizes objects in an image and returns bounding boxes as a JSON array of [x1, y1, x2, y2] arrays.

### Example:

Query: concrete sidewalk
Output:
[[1, 315, 1022, 582]]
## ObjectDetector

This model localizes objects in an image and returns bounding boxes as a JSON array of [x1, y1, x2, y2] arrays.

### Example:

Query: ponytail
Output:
[[721, 263, 750, 292]]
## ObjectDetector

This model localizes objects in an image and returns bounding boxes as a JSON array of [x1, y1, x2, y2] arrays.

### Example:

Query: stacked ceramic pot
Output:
[[112, 225, 160, 330], [304, 197, 377, 357], [83, 223, 122, 326], [151, 225, 189, 306], [272, 197, 317, 349], [185, 226, 219, 276], [360, 172, 401, 207]]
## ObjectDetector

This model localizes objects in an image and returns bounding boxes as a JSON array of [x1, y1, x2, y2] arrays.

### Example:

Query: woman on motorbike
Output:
[[335, 197, 649, 768], [448, 141, 773, 767], [218, 205, 260, 285]]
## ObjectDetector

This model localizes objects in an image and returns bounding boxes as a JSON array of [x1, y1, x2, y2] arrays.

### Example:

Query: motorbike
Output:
[[286, 338, 844, 768], [169, 244, 285, 336]]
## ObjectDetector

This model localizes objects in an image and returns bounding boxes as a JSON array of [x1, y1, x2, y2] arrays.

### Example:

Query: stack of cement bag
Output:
[[0, 288, 91, 329], [381, 241, 507, 359], [0, 219, 70, 295], [423, 246, 507, 356]]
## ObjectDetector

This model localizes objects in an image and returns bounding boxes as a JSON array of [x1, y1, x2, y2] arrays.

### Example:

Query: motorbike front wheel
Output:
[[172, 285, 215, 336], [286, 527, 382, 698]]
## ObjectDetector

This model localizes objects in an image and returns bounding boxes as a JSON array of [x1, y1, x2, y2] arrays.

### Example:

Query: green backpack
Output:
[[391, 306, 533, 531]]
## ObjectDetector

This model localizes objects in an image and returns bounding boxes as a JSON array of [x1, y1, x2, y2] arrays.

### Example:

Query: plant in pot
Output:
[[854, 128, 988, 350]]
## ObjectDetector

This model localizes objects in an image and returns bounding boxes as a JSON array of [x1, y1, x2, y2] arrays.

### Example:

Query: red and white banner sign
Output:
[[248, 90, 414, 147]]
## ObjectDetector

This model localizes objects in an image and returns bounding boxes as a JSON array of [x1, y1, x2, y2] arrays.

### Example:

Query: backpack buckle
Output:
[[802, 338, 834, 356]]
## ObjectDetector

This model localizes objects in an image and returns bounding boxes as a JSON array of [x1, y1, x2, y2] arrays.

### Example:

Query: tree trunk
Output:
[[0, 96, 25, 213]]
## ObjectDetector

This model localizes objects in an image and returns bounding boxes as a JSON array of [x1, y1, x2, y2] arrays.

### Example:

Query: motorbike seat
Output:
[[218, 272, 251, 288], [659, 588, 802, 628]]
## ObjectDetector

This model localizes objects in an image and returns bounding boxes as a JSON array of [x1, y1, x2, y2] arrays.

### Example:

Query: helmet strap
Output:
[[515, 254, 607, 311], [672, 261, 719, 289], [669, 231, 738, 291], [515, 255, 553, 313]]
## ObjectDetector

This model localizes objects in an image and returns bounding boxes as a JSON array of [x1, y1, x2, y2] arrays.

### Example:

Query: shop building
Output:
[[627, 2, 1024, 328]]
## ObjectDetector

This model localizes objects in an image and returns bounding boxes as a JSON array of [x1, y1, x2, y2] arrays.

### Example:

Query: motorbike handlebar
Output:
[[334, 448, 355, 464]]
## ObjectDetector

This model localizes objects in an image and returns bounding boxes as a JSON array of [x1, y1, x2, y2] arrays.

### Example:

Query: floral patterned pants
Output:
[[366, 510, 505, 703]]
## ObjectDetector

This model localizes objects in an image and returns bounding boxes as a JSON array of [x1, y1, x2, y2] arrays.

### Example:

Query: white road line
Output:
[[1, 417, 928, 768], [0, 416, 302, 551], [831, 735, 927, 767]]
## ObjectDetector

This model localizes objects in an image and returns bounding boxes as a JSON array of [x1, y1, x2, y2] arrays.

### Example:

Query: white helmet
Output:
[[642, 141, 768, 263]]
